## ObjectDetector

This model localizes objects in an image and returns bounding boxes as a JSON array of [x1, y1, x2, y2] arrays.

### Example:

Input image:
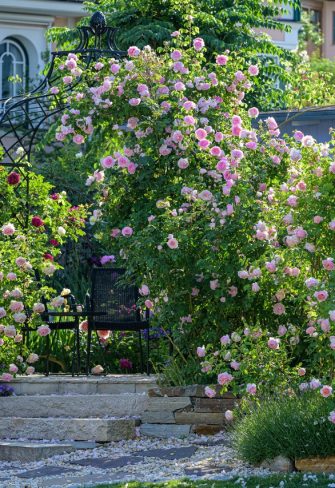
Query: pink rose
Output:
[[144, 299, 153, 309], [1, 223, 15, 236], [216, 54, 228, 65], [268, 337, 280, 350], [1, 373, 13, 382], [273, 303, 286, 315], [79, 320, 88, 332], [246, 383, 257, 395], [193, 37, 205, 51], [121, 226, 133, 237], [328, 411, 335, 424], [9, 364, 18, 374], [322, 258, 335, 271], [320, 385, 333, 398], [196, 346, 206, 357], [218, 372, 233, 385], [248, 65, 259, 76], [204, 386, 216, 398], [37, 325, 51, 337], [167, 237, 178, 249], [26, 366, 35, 375], [314, 290, 329, 302], [220, 334, 230, 345], [127, 46, 140, 57]]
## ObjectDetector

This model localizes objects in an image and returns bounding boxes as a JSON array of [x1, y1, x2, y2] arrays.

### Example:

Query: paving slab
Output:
[[0, 440, 75, 462], [35, 471, 130, 487], [71, 455, 144, 469], [17, 466, 77, 479], [134, 446, 197, 460]]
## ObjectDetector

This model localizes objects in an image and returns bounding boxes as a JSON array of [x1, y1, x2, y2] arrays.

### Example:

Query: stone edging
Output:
[[140, 385, 238, 438]]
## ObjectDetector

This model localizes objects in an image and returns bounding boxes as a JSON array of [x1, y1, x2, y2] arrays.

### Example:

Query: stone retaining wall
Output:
[[140, 385, 238, 438]]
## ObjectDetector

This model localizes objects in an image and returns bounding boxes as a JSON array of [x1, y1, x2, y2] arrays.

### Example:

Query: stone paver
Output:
[[1, 433, 271, 487], [17, 466, 77, 479], [71, 455, 144, 469], [136, 446, 197, 460]]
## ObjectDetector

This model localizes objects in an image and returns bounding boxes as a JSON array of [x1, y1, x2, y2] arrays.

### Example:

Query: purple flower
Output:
[[119, 358, 133, 369]]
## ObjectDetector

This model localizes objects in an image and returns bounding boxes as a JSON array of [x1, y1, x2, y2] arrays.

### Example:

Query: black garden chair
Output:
[[85, 267, 150, 375], [23, 271, 81, 376]]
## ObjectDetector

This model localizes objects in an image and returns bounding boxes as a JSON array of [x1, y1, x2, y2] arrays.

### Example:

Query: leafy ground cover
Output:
[[93, 474, 335, 488]]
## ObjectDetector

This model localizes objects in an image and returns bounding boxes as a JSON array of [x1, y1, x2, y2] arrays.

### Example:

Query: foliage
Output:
[[47, 29, 335, 396], [234, 392, 335, 463], [0, 149, 86, 378], [46, 0, 305, 110], [93, 475, 335, 488]]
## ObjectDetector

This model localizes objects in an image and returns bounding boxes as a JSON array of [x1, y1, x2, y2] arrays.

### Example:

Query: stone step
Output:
[[0, 393, 148, 418], [1, 374, 157, 396], [0, 440, 96, 462], [0, 417, 136, 442]]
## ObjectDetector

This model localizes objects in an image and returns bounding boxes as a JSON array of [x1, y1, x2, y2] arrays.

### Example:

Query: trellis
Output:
[[0, 11, 126, 226]]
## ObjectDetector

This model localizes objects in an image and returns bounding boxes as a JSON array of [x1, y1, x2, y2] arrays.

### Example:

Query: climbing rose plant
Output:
[[0, 154, 86, 380], [51, 35, 334, 415]]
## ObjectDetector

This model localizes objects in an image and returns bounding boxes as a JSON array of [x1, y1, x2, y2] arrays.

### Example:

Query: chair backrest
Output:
[[90, 267, 140, 323]]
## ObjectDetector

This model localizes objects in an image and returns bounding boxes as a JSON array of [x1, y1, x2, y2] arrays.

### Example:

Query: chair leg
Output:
[[146, 328, 150, 376], [138, 330, 144, 374], [76, 326, 81, 376], [86, 328, 92, 375], [45, 333, 50, 376]]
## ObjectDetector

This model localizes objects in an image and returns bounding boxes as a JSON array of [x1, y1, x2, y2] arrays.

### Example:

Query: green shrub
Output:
[[234, 392, 335, 463]]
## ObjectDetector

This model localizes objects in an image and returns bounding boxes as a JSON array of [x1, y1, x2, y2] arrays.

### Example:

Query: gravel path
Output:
[[0, 432, 270, 487]]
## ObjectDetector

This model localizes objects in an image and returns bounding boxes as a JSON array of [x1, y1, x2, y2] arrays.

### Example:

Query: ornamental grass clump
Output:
[[234, 392, 335, 464]]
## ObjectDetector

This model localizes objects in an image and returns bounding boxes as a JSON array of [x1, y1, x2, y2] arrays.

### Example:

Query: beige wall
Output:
[[322, 1, 335, 58]]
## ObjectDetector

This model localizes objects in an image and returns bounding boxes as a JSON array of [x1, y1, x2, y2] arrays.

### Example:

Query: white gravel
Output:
[[0, 432, 271, 487]]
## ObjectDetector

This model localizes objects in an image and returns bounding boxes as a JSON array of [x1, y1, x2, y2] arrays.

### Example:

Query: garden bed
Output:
[[140, 385, 238, 438]]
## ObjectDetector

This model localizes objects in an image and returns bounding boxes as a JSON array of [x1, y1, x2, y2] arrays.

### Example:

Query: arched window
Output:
[[0, 38, 28, 100]]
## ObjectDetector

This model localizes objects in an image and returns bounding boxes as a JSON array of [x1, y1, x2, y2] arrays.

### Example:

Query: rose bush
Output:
[[35, 32, 333, 409], [0, 151, 86, 379]]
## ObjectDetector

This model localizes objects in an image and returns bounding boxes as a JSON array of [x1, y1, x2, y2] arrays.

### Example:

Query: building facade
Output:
[[0, 0, 86, 100]]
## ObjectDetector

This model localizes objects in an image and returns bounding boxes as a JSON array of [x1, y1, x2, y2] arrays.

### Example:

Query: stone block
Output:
[[0, 441, 75, 462], [141, 410, 176, 424], [140, 423, 191, 438], [0, 394, 148, 418], [148, 385, 235, 398], [295, 456, 335, 473], [146, 397, 191, 411], [191, 424, 225, 435], [194, 398, 236, 412], [260, 455, 294, 473], [175, 411, 225, 425], [0, 417, 136, 442]]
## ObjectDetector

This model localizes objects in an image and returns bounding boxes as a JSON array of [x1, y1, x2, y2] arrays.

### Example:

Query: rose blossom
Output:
[[218, 372, 233, 385], [193, 37, 205, 51], [329, 411, 335, 424], [314, 290, 329, 302], [26, 366, 35, 375], [196, 346, 206, 357], [37, 325, 51, 336], [9, 364, 18, 374], [1, 223, 15, 236], [320, 385, 333, 398], [273, 303, 286, 315], [268, 337, 280, 350], [167, 237, 178, 249], [205, 386, 216, 398], [246, 383, 257, 395], [121, 226, 133, 237]]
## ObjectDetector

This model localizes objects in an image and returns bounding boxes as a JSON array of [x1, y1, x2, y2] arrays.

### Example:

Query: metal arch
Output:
[[0, 11, 127, 227]]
